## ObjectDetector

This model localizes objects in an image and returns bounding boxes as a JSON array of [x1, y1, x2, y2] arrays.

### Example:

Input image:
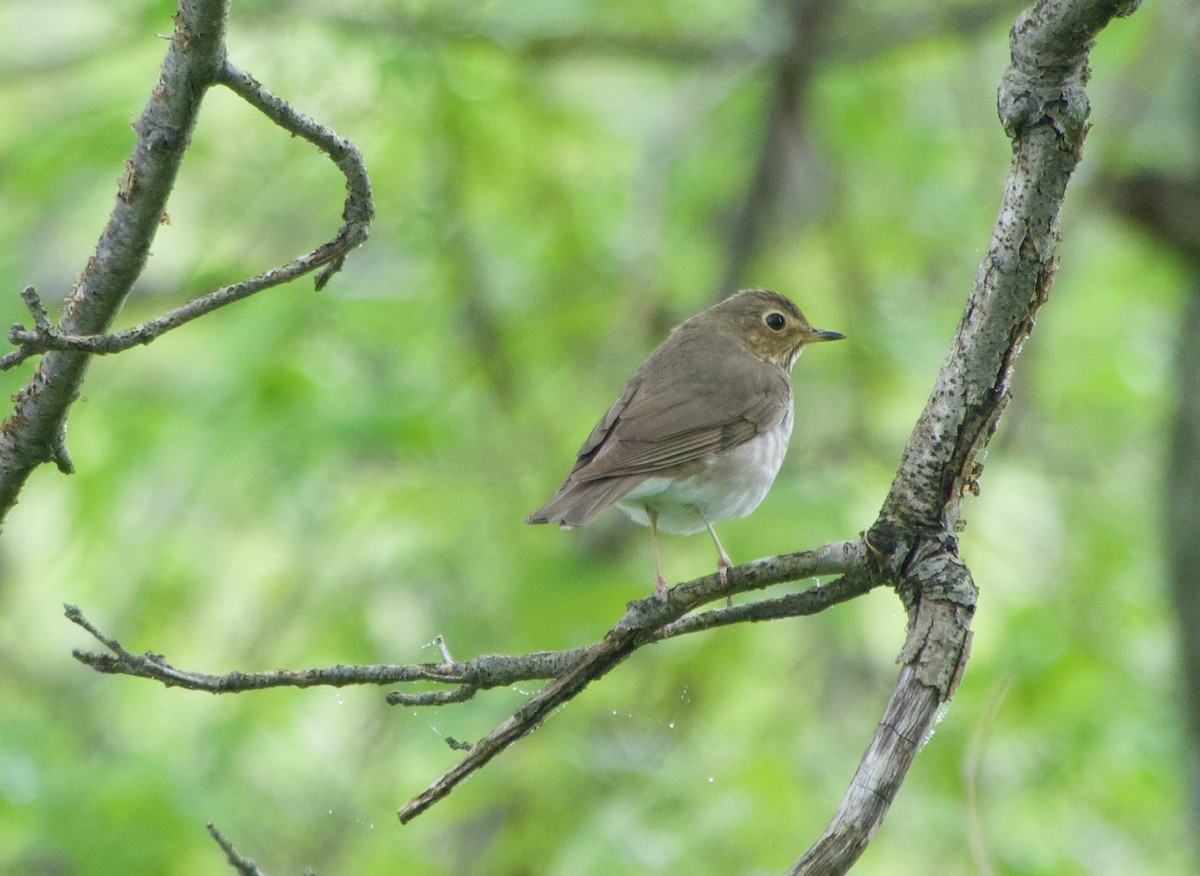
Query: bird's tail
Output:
[[524, 476, 637, 528]]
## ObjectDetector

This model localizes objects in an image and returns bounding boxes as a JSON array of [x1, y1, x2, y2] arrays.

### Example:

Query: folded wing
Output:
[[526, 332, 790, 526]]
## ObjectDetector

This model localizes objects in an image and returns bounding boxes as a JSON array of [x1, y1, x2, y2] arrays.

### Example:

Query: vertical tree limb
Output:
[[790, 0, 1140, 871], [0, 0, 231, 519], [1169, 281, 1200, 857]]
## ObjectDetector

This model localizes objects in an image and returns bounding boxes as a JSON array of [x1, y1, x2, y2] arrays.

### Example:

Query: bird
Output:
[[525, 288, 844, 593]]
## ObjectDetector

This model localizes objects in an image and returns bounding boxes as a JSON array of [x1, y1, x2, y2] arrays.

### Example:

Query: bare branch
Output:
[[389, 685, 481, 707], [67, 602, 583, 693], [396, 539, 870, 824], [207, 823, 268, 876], [653, 562, 876, 637], [0, 63, 372, 373], [0, 0, 373, 526], [64, 537, 871, 832], [68, 540, 870, 700], [0, 0, 231, 520], [216, 60, 373, 290]]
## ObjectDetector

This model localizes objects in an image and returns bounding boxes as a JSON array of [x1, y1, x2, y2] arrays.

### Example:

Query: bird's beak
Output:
[[804, 328, 846, 343]]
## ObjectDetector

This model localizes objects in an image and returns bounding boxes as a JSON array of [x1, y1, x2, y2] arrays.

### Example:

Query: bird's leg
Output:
[[701, 517, 735, 608], [701, 516, 733, 583], [649, 510, 669, 593]]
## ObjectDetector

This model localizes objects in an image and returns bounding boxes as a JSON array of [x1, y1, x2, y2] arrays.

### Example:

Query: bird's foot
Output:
[[717, 557, 733, 607]]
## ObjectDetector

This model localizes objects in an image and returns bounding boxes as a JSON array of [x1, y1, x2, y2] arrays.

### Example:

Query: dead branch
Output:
[[0, 0, 373, 525], [67, 539, 870, 704], [207, 823, 269, 876]]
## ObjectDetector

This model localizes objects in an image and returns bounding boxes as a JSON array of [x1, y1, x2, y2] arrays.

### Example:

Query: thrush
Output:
[[526, 288, 844, 593]]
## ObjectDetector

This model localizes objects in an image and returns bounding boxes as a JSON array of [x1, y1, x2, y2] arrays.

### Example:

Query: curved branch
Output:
[[790, 1, 1141, 871], [1, 60, 372, 370], [0, 1, 374, 526], [216, 60, 374, 290]]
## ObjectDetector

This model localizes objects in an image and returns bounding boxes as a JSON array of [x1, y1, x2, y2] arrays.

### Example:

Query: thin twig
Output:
[[216, 60, 373, 291], [654, 569, 868, 638], [388, 685, 480, 707], [65, 541, 872, 828], [67, 601, 583, 694], [207, 823, 268, 876], [0, 61, 372, 373]]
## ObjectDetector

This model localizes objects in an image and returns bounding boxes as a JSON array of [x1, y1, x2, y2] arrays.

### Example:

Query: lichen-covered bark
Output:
[[791, 1, 1141, 871]]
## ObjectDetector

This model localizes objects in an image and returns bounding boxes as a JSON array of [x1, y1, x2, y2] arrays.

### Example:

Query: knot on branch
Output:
[[1, 286, 54, 371], [998, 0, 1141, 148], [1, 285, 148, 372], [998, 5, 1094, 147], [893, 533, 976, 701], [998, 67, 1090, 150]]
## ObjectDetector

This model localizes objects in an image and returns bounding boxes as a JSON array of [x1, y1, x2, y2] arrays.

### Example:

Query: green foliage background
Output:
[[1, 1, 1196, 873]]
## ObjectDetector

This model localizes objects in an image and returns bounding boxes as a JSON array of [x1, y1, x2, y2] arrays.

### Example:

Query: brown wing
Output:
[[578, 360, 784, 478], [526, 330, 790, 526]]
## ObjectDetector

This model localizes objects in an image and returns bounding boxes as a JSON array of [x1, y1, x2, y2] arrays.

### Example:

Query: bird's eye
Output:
[[764, 312, 786, 331]]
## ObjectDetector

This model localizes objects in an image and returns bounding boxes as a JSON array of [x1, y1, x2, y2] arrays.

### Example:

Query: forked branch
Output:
[[1, 60, 371, 372], [0, 0, 373, 526], [68, 539, 871, 706], [789, 1, 1140, 871]]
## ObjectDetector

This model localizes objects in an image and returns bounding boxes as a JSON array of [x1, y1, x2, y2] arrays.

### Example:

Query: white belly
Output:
[[616, 411, 793, 534]]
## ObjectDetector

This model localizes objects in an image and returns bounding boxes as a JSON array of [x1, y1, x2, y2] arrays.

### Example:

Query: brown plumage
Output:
[[526, 289, 843, 592]]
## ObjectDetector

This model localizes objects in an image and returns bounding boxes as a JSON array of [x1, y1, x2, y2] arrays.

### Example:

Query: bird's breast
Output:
[[616, 405, 794, 534]]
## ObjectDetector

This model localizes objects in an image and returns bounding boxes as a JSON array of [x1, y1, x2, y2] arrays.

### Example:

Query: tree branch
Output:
[[396, 539, 871, 824], [0, 0, 373, 526], [0, 0, 229, 520], [40, 1, 1139, 872], [67, 540, 870, 702], [65, 537, 871, 835], [207, 823, 268, 876], [788, 1, 1141, 871], [0, 61, 371, 371]]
